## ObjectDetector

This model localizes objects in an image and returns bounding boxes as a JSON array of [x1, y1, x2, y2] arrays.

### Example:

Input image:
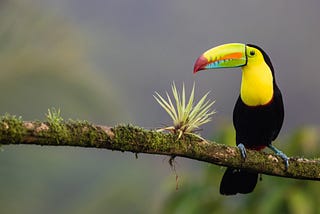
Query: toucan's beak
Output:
[[193, 43, 247, 73]]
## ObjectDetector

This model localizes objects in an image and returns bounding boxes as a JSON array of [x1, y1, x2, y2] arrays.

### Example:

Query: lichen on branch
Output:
[[0, 113, 319, 181]]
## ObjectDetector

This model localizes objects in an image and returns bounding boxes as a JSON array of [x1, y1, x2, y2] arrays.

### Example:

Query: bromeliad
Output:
[[154, 82, 215, 140]]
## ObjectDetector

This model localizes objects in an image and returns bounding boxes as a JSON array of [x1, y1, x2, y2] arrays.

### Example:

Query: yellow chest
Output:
[[240, 63, 274, 106]]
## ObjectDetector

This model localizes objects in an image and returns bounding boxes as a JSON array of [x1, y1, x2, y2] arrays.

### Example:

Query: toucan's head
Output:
[[193, 43, 273, 74], [194, 43, 276, 106]]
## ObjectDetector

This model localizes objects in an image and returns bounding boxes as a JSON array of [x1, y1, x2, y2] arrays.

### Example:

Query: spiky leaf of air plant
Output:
[[154, 82, 216, 139]]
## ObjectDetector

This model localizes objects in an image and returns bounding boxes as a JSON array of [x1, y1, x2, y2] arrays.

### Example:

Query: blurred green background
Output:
[[0, 0, 320, 213]]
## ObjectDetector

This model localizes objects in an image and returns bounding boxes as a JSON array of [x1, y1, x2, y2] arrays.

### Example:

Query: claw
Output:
[[237, 143, 247, 159], [268, 145, 289, 170]]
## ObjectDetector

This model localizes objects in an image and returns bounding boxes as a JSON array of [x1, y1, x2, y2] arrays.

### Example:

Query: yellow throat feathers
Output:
[[240, 61, 274, 106]]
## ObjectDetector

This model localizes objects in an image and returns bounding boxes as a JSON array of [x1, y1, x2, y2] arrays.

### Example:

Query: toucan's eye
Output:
[[249, 50, 255, 56]]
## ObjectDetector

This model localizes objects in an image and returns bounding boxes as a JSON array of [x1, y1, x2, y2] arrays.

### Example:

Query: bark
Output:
[[0, 117, 319, 181]]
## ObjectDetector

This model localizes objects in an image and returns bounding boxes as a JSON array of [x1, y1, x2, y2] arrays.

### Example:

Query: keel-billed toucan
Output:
[[193, 43, 289, 195]]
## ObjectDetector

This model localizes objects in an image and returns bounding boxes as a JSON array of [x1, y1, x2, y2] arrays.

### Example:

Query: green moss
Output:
[[46, 108, 63, 124], [37, 108, 69, 144], [0, 113, 26, 144], [0, 112, 211, 159], [66, 120, 110, 147], [111, 125, 200, 154], [33, 117, 111, 147], [112, 125, 145, 152]]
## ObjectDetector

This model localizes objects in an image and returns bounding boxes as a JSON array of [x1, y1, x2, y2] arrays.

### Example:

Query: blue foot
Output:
[[268, 145, 289, 170], [237, 143, 247, 159]]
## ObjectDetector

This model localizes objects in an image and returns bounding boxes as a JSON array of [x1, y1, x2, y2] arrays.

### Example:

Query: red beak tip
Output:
[[193, 55, 208, 74]]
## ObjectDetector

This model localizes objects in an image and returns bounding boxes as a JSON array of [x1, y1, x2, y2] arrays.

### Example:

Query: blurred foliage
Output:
[[161, 125, 320, 214], [0, 0, 126, 123], [0, 1, 138, 214]]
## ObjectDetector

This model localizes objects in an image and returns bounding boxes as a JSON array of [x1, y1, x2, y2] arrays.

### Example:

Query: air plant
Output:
[[154, 82, 216, 140]]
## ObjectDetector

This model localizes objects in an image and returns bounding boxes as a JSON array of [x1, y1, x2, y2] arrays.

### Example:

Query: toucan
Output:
[[193, 43, 289, 195]]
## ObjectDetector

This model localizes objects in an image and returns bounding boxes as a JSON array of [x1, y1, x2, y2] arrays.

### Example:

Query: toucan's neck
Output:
[[240, 62, 274, 106]]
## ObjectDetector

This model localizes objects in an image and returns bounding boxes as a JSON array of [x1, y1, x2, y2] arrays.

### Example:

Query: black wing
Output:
[[271, 84, 284, 141]]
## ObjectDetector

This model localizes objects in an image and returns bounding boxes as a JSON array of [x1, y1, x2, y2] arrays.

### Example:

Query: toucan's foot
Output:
[[268, 145, 289, 170], [237, 143, 247, 159]]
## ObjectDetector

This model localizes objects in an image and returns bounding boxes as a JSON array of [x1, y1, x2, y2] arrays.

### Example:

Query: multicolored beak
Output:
[[193, 43, 247, 73]]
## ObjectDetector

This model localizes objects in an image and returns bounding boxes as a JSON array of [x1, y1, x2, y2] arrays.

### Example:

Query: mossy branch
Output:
[[0, 115, 319, 181]]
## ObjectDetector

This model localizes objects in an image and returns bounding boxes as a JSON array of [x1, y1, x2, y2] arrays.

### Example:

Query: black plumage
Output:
[[220, 45, 284, 195]]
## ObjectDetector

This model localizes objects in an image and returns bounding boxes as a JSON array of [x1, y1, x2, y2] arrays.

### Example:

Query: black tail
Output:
[[220, 167, 258, 195]]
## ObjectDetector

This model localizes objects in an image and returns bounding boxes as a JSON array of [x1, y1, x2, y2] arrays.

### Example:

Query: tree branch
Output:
[[0, 117, 319, 181]]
